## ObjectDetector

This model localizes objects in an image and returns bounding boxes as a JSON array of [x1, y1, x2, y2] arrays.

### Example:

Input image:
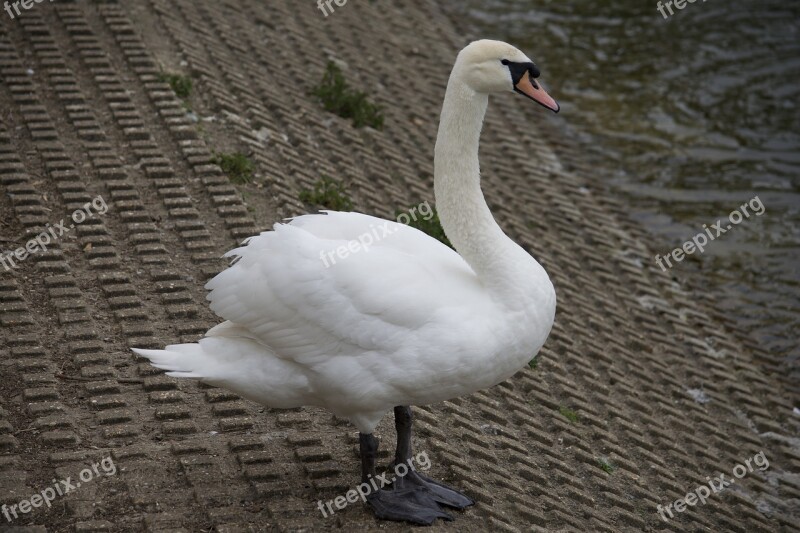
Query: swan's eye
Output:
[[501, 59, 510, 65]]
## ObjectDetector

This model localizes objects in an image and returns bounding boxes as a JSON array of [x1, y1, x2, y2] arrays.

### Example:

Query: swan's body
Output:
[[139, 210, 554, 431], [134, 39, 559, 524]]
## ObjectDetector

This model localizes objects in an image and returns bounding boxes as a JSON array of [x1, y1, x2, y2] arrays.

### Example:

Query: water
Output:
[[444, 0, 800, 385]]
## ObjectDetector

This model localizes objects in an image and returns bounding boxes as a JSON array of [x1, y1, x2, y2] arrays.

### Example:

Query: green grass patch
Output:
[[213, 152, 255, 184], [395, 205, 452, 248], [159, 72, 193, 99], [528, 357, 539, 370], [558, 406, 579, 424], [311, 62, 384, 129], [597, 457, 615, 474], [300, 176, 353, 211]]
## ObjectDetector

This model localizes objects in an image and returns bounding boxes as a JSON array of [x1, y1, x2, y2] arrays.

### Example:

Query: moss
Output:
[[213, 152, 255, 184], [395, 205, 452, 248], [528, 357, 539, 370], [158, 72, 193, 99], [311, 62, 384, 129], [597, 457, 616, 474], [558, 406, 579, 424], [300, 176, 354, 211]]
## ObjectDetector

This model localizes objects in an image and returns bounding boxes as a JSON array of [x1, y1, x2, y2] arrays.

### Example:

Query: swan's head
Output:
[[455, 39, 559, 113]]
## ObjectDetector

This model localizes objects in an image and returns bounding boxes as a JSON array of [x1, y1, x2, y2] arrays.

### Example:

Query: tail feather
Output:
[[131, 345, 205, 378], [132, 336, 314, 409]]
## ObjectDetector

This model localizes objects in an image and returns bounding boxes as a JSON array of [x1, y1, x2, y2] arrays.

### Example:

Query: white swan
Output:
[[133, 39, 559, 525]]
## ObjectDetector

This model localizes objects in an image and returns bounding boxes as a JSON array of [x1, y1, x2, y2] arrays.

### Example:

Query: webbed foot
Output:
[[367, 486, 452, 525], [391, 468, 474, 509]]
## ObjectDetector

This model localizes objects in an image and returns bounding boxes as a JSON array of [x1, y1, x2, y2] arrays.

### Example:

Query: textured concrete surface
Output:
[[0, 1, 798, 531]]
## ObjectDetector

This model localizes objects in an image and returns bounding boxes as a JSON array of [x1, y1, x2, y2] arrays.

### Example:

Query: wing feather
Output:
[[204, 212, 485, 365]]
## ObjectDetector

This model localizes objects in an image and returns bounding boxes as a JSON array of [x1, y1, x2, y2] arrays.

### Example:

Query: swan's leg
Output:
[[391, 405, 475, 509], [393, 405, 413, 464], [360, 432, 451, 525], [359, 432, 378, 482]]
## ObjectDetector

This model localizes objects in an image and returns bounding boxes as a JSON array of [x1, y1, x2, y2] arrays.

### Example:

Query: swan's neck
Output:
[[434, 77, 542, 305]]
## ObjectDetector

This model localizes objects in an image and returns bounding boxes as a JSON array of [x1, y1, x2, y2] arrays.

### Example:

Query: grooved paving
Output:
[[0, 1, 798, 532]]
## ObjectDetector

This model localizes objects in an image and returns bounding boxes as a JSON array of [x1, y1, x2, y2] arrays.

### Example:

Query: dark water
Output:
[[446, 0, 800, 381]]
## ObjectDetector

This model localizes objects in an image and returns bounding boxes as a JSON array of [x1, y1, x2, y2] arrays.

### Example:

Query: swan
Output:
[[133, 39, 559, 525]]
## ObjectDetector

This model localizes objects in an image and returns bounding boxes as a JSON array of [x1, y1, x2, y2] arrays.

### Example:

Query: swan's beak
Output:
[[515, 71, 560, 113]]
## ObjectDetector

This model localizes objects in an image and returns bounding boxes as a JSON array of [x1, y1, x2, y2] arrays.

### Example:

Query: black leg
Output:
[[394, 405, 413, 464], [359, 432, 378, 483], [391, 405, 475, 510]]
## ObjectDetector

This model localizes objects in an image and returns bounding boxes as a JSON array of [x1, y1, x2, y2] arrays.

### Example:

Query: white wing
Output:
[[204, 211, 490, 366]]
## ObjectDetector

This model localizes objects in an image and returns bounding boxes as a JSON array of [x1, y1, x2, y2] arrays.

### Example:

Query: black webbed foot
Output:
[[391, 468, 474, 510], [367, 486, 452, 525]]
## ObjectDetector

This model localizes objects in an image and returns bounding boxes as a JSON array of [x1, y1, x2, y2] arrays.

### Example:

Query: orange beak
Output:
[[515, 70, 560, 113]]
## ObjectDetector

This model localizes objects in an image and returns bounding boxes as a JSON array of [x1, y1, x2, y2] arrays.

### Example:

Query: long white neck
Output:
[[434, 73, 543, 306]]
